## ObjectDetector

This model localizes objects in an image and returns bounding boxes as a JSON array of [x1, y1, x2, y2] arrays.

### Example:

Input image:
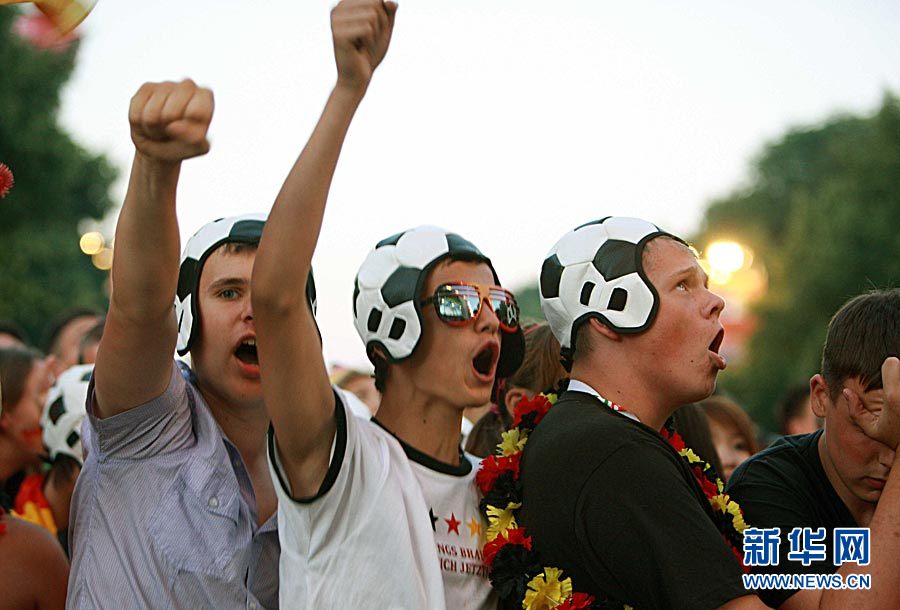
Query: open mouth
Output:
[[235, 338, 259, 365], [472, 343, 499, 378], [709, 329, 724, 354], [709, 328, 727, 370]]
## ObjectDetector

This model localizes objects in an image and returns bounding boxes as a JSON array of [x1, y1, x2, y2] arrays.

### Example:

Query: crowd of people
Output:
[[1, 1, 898, 609]]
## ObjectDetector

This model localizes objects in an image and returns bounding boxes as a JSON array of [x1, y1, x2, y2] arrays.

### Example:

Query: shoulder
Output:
[[728, 431, 821, 492], [1, 513, 67, 566]]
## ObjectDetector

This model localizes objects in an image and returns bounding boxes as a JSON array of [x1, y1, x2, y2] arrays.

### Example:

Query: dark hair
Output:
[[775, 384, 811, 434], [44, 308, 101, 356], [0, 346, 42, 413], [46, 454, 81, 489], [0, 321, 29, 346], [499, 323, 566, 418], [673, 403, 725, 478], [821, 288, 900, 400], [217, 242, 259, 257], [373, 358, 388, 393]]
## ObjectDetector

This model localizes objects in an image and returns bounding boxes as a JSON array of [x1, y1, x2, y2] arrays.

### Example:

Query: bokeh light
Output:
[[80, 231, 105, 255], [706, 241, 747, 274], [91, 247, 113, 270]]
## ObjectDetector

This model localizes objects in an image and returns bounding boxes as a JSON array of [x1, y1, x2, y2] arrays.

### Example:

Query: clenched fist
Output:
[[129, 79, 214, 162], [331, 0, 398, 92]]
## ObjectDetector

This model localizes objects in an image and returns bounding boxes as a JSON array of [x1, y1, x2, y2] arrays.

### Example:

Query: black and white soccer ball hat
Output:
[[175, 213, 318, 355], [540, 216, 685, 367], [353, 225, 524, 377], [42, 363, 93, 464]]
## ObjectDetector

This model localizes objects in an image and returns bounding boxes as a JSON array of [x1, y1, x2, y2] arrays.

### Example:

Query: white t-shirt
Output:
[[269, 391, 495, 610]]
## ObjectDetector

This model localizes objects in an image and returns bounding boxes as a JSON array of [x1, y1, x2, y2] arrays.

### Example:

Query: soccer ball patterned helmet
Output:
[[175, 213, 318, 355], [540, 216, 684, 365], [42, 364, 93, 464], [353, 225, 524, 377]]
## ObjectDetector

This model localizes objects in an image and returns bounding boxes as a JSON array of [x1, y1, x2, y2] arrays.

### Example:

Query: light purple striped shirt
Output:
[[67, 364, 279, 610]]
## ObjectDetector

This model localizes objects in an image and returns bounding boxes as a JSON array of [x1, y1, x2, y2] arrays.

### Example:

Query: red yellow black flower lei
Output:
[[478, 387, 749, 610]]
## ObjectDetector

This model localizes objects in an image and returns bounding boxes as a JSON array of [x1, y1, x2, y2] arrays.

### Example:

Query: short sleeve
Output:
[[577, 442, 747, 610], [86, 363, 195, 460], [268, 387, 346, 504], [727, 455, 833, 607]]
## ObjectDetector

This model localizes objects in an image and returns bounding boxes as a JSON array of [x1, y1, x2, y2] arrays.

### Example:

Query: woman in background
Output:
[[700, 395, 760, 481]]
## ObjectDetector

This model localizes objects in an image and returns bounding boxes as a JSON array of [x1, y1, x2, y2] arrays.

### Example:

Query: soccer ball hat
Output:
[[353, 225, 525, 377], [42, 363, 93, 464], [175, 214, 317, 355], [540, 216, 685, 367]]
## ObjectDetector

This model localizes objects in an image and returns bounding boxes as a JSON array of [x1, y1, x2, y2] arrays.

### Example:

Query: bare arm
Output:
[[253, 0, 397, 498], [94, 80, 213, 418]]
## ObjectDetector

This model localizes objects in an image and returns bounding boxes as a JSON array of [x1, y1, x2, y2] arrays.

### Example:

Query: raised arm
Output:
[[253, 0, 397, 498], [94, 80, 213, 418]]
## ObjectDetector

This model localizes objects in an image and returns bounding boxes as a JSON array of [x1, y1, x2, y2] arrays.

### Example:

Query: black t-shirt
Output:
[[518, 390, 747, 610], [726, 430, 856, 608]]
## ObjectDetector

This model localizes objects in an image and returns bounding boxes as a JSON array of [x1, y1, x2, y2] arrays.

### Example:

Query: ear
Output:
[[503, 387, 529, 418], [588, 318, 621, 341], [809, 374, 830, 418]]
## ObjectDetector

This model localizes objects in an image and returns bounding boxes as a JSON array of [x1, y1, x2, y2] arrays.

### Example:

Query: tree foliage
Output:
[[0, 7, 116, 347], [697, 95, 900, 431]]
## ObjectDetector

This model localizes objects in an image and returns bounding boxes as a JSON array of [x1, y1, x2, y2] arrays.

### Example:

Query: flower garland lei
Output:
[[477, 386, 749, 610]]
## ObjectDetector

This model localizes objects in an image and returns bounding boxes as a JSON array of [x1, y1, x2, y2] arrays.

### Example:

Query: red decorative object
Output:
[[475, 453, 521, 495], [510, 393, 552, 429], [557, 592, 597, 610], [0, 163, 13, 198]]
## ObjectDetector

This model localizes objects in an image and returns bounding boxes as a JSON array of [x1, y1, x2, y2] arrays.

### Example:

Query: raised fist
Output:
[[129, 79, 214, 162], [331, 0, 398, 92]]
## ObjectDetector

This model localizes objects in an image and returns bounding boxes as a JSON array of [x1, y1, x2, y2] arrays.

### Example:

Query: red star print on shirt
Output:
[[445, 513, 461, 535]]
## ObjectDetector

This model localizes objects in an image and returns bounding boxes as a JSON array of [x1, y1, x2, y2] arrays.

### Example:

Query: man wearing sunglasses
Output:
[[252, 1, 523, 608]]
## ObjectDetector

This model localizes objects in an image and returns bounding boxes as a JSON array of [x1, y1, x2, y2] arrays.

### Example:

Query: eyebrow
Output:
[[669, 264, 709, 286], [206, 277, 248, 293]]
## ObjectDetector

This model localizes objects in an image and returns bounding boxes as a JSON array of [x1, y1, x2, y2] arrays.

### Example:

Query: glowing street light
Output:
[[79, 231, 105, 255], [91, 247, 113, 270], [706, 241, 752, 274]]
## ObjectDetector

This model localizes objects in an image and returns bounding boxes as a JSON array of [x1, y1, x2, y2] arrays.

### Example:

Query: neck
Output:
[[463, 403, 491, 425], [377, 383, 463, 466], [817, 433, 876, 525], [202, 390, 269, 464], [570, 359, 673, 430], [200, 387, 276, 524]]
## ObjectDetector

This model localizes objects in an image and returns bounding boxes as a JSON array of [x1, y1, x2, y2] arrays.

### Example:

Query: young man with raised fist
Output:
[[67, 80, 280, 609], [252, 1, 522, 608]]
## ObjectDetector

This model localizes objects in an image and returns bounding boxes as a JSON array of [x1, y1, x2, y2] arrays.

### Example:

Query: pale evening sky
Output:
[[54, 0, 900, 368]]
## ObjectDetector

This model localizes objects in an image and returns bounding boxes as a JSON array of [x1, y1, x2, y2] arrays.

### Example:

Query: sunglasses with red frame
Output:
[[420, 282, 520, 332]]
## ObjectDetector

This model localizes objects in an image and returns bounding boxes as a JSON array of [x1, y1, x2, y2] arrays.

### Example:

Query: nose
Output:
[[474, 297, 500, 333], [878, 444, 895, 469], [243, 293, 254, 321], [705, 287, 725, 318]]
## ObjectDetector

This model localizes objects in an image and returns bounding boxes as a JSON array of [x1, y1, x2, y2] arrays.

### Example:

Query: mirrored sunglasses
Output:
[[420, 282, 519, 332]]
